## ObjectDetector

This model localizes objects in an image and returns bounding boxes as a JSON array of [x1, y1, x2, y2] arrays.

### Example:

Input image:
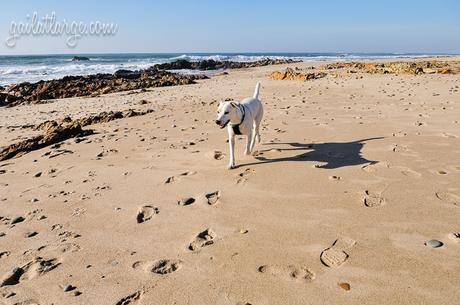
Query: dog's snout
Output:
[[215, 120, 221, 125]]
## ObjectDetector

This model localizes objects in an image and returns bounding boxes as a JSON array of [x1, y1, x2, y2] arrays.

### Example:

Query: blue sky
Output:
[[0, 0, 459, 55]]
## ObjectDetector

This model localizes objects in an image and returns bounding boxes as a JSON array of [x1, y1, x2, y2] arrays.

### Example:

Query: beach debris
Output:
[[425, 240, 444, 248], [339, 282, 351, 291]]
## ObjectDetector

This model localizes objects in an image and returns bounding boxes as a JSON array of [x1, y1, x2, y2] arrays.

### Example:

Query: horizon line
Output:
[[0, 51, 459, 57]]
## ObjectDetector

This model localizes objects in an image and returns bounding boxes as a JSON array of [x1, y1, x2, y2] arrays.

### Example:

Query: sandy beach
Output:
[[0, 58, 459, 305]]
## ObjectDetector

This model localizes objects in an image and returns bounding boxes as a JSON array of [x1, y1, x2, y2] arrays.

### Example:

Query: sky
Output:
[[0, 0, 459, 55]]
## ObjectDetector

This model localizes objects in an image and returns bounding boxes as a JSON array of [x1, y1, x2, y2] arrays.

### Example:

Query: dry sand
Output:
[[0, 58, 459, 305]]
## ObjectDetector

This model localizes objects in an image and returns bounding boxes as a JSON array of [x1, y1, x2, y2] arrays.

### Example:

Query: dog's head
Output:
[[215, 101, 239, 129]]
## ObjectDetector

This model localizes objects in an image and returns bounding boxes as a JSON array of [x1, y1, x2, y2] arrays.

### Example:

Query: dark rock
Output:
[[114, 69, 141, 79], [71, 56, 90, 61], [0, 93, 19, 107], [155, 58, 298, 71]]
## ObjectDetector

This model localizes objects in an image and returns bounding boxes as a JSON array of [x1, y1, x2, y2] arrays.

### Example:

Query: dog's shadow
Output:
[[240, 137, 384, 169]]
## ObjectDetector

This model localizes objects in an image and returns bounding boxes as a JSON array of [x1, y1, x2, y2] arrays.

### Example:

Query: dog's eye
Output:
[[224, 111, 229, 114]]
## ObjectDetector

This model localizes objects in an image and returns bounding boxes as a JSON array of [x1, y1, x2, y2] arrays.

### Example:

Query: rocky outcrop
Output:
[[0, 122, 92, 161], [155, 58, 299, 71], [268, 68, 327, 81], [71, 56, 90, 61], [4, 70, 207, 107], [1, 108, 154, 161], [322, 61, 460, 75]]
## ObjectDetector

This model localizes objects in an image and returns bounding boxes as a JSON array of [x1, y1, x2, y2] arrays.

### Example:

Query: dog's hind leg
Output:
[[249, 123, 258, 153], [244, 130, 253, 155], [254, 109, 263, 145]]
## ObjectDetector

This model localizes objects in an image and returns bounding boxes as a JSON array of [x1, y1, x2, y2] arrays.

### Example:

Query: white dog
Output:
[[215, 82, 263, 169]]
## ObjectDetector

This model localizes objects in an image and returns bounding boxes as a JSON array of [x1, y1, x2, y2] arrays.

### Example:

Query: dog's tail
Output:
[[253, 82, 261, 99]]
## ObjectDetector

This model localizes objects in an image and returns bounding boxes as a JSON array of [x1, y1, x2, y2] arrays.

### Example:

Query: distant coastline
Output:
[[0, 52, 457, 86]]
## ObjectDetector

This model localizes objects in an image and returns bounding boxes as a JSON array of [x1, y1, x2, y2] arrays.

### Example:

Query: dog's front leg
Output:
[[228, 130, 236, 169]]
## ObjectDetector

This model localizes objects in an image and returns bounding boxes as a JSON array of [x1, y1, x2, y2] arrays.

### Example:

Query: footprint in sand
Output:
[[237, 168, 254, 184], [164, 171, 196, 184], [116, 290, 143, 305], [136, 206, 159, 223], [0, 257, 60, 287], [435, 192, 459, 207], [133, 258, 182, 275], [189, 229, 216, 251], [363, 190, 386, 207], [205, 191, 221, 205], [178, 197, 196, 206], [213, 151, 225, 160], [448, 232, 460, 243], [320, 237, 356, 268], [258, 264, 315, 283]]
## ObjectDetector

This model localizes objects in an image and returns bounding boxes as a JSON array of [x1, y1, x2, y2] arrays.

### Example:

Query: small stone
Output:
[[73, 291, 82, 296], [425, 239, 443, 248], [31, 198, 39, 203], [339, 282, 351, 291]]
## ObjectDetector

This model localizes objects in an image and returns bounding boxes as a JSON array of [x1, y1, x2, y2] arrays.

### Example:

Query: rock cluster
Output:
[[0, 108, 154, 161], [3, 70, 207, 107], [322, 60, 460, 75], [2, 58, 296, 107], [155, 58, 299, 70], [268, 68, 327, 81]]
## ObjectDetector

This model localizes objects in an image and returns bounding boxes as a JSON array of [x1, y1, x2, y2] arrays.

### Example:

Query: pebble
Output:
[[425, 239, 443, 248]]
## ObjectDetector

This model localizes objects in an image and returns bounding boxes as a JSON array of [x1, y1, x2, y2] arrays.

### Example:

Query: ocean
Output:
[[0, 52, 447, 86]]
